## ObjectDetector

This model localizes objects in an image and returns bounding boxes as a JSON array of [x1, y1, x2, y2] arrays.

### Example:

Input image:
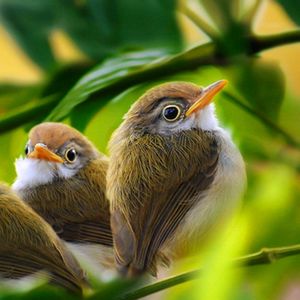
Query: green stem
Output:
[[249, 29, 300, 53], [234, 245, 300, 266], [222, 92, 300, 149], [85, 30, 300, 105], [122, 244, 300, 300], [120, 270, 201, 300], [179, 2, 218, 40], [243, 0, 264, 25]]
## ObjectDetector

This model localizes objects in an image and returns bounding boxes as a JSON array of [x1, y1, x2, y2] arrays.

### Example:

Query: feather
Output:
[[108, 129, 219, 275], [16, 158, 113, 249], [0, 184, 87, 293]]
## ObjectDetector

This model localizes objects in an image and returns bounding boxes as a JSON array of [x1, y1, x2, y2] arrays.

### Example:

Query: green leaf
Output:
[[85, 0, 183, 56], [277, 0, 300, 25], [0, 84, 42, 113], [197, 0, 252, 56], [222, 58, 285, 122], [0, 0, 182, 69], [0, 0, 56, 70], [47, 43, 216, 122], [40, 62, 94, 98], [70, 93, 113, 133], [0, 96, 60, 134], [47, 49, 168, 121], [0, 284, 79, 300]]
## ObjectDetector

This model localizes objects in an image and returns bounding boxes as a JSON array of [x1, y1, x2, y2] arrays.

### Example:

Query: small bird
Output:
[[0, 183, 87, 293], [107, 80, 246, 277], [13, 122, 113, 271]]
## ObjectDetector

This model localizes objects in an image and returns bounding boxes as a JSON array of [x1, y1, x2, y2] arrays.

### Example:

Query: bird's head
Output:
[[13, 122, 99, 190], [122, 80, 227, 136]]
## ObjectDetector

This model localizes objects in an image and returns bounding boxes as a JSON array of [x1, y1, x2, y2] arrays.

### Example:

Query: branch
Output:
[[234, 245, 300, 266], [2, 31, 299, 134], [249, 29, 300, 53], [122, 244, 300, 300], [84, 31, 300, 106]]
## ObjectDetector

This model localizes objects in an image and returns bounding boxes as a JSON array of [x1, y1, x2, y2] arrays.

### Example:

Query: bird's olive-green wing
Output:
[[58, 220, 113, 246], [22, 164, 113, 247], [111, 206, 171, 276], [110, 132, 219, 276], [111, 209, 137, 276], [0, 245, 86, 294], [0, 185, 87, 294], [135, 159, 218, 274]]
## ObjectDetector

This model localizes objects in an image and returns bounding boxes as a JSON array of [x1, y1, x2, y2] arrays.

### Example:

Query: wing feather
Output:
[[108, 129, 220, 276], [58, 220, 113, 246]]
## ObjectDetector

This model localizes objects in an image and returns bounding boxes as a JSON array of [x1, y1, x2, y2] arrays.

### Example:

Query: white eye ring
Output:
[[162, 105, 181, 122], [65, 148, 77, 163]]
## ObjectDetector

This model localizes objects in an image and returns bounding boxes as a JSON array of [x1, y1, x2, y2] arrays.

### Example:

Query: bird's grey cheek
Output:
[[155, 118, 188, 135], [63, 162, 77, 170], [63, 157, 86, 170]]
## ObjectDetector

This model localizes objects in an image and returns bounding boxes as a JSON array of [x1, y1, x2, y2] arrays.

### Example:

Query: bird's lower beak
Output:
[[185, 79, 228, 117], [28, 144, 63, 163]]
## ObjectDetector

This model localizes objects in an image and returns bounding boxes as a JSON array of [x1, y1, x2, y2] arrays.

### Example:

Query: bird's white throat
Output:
[[13, 157, 77, 190], [190, 103, 219, 131]]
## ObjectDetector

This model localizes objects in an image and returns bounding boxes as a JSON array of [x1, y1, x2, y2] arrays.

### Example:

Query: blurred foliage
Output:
[[0, 0, 299, 299], [0, 0, 182, 70], [277, 0, 300, 26]]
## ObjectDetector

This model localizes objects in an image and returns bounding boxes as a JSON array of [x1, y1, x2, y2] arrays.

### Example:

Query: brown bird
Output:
[[13, 122, 113, 271], [107, 80, 246, 277], [0, 183, 87, 293]]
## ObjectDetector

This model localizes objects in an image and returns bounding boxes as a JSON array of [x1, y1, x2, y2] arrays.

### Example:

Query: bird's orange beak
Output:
[[28, 144, 63, 163], [185, 79, 228, 117]]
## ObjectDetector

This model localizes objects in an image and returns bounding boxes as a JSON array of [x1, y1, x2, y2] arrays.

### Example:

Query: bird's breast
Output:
[[163, 128, 246, 258]]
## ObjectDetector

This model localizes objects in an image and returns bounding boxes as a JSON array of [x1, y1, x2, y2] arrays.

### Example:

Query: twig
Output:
[[222, 91, 300, 149], [242, 0, 264, 25], [179, 1, 218, 40], [121, 244, 300, 300], [234, 245, 300, 266], [249, 29, 300, 53]]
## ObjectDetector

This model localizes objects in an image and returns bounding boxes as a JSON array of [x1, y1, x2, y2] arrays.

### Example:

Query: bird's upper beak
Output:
[[185, 79, 228, 117], [28, 143, 63, 163]]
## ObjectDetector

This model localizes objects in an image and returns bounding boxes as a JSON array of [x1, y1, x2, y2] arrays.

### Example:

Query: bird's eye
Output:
[[65, 148, 77, 163], [162, 105, 181, 122], [24, 145, 30, 156]]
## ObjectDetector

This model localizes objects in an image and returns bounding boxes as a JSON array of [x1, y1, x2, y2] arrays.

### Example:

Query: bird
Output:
[[13, 122, 113, 272], [107, 80, 246, 277], [0, 182, 87, 293]]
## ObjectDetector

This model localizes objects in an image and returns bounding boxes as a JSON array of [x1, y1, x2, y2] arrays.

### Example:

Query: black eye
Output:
[[65, 148, 77, 163], [24, 145, 29, 156], [162, 105, 181, 122]]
